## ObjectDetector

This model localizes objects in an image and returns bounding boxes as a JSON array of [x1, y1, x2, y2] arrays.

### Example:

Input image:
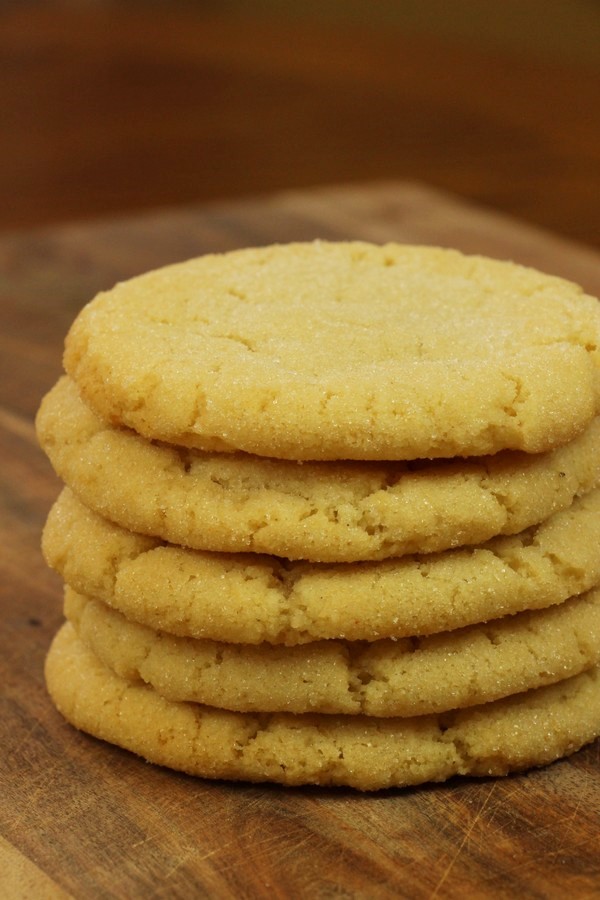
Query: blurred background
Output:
[[2, 0, 599, 247]]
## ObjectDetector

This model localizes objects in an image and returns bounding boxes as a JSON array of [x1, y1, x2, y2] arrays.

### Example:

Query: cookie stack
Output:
[[37, 241, 600, 790]]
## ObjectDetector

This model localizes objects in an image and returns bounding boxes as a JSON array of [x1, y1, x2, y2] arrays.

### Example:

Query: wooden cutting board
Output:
[[1, 181, 599, 899]]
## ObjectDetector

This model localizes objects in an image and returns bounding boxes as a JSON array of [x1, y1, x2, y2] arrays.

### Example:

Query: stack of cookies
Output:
[[37, 241, 600, 791]]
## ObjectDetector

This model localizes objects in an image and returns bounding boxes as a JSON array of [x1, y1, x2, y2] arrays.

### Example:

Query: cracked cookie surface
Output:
[[36, 378, 600, 562], [62, 241, 600, 461], [65, 587, 600, 717], [45, 625, 600, 790], [43, 488, 600, 644]]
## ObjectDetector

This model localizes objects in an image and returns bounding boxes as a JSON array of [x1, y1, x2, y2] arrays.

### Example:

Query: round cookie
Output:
[[62, 242, 600, 461], [46, 625, 600, 791], [36, 378, 600, 562], [65, 587, 600, 717], [44, 488, 600, 645]]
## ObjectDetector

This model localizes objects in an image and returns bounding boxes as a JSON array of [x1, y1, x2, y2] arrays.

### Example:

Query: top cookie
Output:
[[64, 241, 600, 461]]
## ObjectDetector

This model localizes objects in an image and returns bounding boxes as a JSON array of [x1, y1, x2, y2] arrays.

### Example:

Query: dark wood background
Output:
[[1, 0, 599, 247]]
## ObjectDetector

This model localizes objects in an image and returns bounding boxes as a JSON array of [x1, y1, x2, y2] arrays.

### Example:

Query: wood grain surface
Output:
[[1, 181, 599, 899]]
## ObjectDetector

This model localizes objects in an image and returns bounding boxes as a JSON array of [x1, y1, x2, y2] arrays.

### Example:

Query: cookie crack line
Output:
[[500, 371, 525, 422]]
